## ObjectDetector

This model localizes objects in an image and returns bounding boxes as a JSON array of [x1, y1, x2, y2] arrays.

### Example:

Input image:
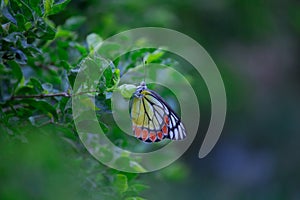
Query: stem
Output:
[[10, 90, 98, 100]]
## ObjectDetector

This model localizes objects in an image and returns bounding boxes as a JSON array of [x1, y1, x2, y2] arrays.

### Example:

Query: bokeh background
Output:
[[61, 0, 300, 199], [2, 0, 300, 199]]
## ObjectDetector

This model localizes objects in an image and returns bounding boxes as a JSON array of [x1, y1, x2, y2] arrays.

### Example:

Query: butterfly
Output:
[[129, 81, 186, 143]]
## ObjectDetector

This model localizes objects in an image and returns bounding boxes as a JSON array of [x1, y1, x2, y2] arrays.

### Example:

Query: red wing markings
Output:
[[131, 90, 186, 143]]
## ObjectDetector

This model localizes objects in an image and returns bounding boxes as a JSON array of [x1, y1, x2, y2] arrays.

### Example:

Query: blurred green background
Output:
[[58, 0, 300, 199], [1, 0, 300, 199]]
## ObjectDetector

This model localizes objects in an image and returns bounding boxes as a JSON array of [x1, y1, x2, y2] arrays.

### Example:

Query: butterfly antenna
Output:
[[143, 57, 147, 83]]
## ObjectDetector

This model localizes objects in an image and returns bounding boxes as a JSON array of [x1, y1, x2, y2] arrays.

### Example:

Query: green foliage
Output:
[[0, 1, 153, 199], [0, 1, 191, 199], [0, 130, 85, 200], [2, 2, 199, 198]]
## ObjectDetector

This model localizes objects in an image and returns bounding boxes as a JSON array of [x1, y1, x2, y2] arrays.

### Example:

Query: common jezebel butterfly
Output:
[[129, 81, 186, 143]]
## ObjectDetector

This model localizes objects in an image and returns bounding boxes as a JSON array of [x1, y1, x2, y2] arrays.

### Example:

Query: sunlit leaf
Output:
[[113, 174, 128, 193], [46, 0, 71, 16], [87, 33, 103, 51], [144, 49, 165, 63], [43, 0, 54, 16]]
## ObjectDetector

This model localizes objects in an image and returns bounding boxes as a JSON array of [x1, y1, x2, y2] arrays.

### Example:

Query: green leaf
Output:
[[43, 0, 54, 16], [34, 18, 56, 40], [103, 67, 113, 87], [118, 84, 136, 99], [57, 46, 68, 60], [3, 32, 23, 44], [63, 16, 86, 31], [18, 0, 34, 19], [15, 86, 36, 95], [1, 22, 11, 33], [113, 174, 128, 193], [55, 27, 75, 38], [46, 0, 71, 16], [129, 184, 150, 193], [9, 60, 23, 89], [23, 44, 41, 57], [21, 99, 58, 120], [2, 6, 17, 24], [0, 61, 22, 102], [12, 48, 27, 64], [86, 33, 103, 51], [29, 115, 51, 126], [15, 14, 26, 29], [28, 78, 44, 94], [99, 121, 108, 133], [74, 43, 88, 57], [144, 49, 165, 63], [42, 83, 53, 93], [24, 22, 32, 30], [59, 60, 71, 70], [29, 0, 42, 14], [114, 68, 120, 78]]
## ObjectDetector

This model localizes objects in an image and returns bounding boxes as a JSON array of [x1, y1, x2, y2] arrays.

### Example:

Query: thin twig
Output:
[[10, 90, 98, 100]]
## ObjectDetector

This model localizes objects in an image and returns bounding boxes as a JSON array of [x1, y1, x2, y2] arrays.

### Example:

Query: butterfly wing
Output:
[[129, 88, 186, 143], [147, 90, 186, 141]]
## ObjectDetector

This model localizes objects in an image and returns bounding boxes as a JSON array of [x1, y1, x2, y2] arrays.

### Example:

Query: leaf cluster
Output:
[[0, 1, 177, 199]]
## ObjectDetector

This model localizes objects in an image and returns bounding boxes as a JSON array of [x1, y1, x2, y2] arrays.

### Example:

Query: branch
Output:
[[10, 90, 98, 100]]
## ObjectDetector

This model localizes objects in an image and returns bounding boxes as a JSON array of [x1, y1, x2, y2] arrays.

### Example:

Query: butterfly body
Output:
[[129, 82, 186, 143]]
